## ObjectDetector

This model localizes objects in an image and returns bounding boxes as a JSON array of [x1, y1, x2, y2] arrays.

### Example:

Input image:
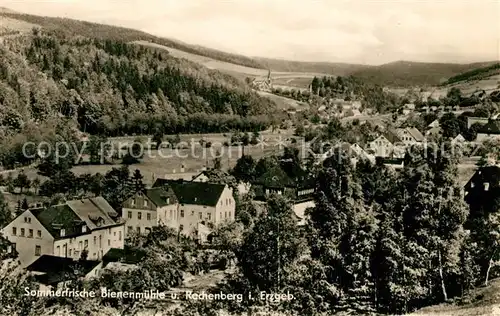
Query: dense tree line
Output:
[[1, 12, 267, 70], [0, 30, 279, 169], [310, 75, 400, 113], [203, 142, 500, 315]]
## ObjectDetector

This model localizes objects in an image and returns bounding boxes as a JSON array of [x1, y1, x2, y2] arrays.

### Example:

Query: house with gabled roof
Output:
[[476, 120, 500, 142], [250, 163, 316, 225], [368, 129, 405, 158], [1, 197, 125, 267], [428, 119, 440, 128], [122, 187, 178, 236], [397, 127, 425, 145], [152, 179, 235, 242]]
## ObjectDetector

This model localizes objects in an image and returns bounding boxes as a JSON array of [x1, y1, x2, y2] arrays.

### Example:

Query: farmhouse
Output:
[[1, 197, 125, 266]]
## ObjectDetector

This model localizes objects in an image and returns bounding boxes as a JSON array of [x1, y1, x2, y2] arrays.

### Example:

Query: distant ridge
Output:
[[0, 8, 497, 87]]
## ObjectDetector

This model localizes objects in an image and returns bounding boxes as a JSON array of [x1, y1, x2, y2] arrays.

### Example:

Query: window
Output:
[[144, 200, 148, 207], [136, 227, 141, 234], [114, 231, 116, 236], [56, 246, 60, 256], [35, 245, 41, 256], [128, 226, 133, 233], [78, 241, 82, 250], [28, 229, 33, 238], [108, 228, 111, 234], [199, 212, 203, 220], [69, 249, 72, 256], [229, 211, 232, 218], [207, 213, 211, 221], [170, 210, 173, 219], [108, 239, 110, 246], [11, 243, 16, 251], [166, 198, 170, 204], [138, 212, 142, 220], [225, 212, 227, 219], [131, 198, 135, 206], [60, 229, 65, 237], [37, 230, 41, 238], [180, 210, 184, 218], [128, 211, 132, 219], [84, 240, 88, 249], [20, 228, 25, 237], [82, 226, 87, 233], [93, 236, 97, 245], [12, 227, 16, 236], [118, 231, 122, 241], [99, 235, 102, 248], [147, 213, 151, 221], [28, 217, 31, 223]]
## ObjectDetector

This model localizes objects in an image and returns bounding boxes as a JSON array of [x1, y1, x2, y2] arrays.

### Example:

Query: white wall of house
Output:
[[370, 136, 394, 157], [1, 210, 54, 266], [54, 224, 124, 261], [476, 133, 500, 142]]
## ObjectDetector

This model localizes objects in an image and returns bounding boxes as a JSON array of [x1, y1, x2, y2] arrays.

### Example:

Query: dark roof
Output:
[[254, 166, 296, 188], [31, 197, 121, 239], [465, 166, 500, 191], [154, 180, 226, 207], [102, 247, 147, 265], [26, 255, 100, 284], [383, 129, 402, 144], [478, 121, 500, 135], [144, 187, 177, 207], [31, 205, 85, 240]]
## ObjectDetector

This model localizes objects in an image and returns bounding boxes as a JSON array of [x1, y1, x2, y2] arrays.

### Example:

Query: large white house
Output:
[[150, 179, 236, 242], [1, 197, 125, 267]]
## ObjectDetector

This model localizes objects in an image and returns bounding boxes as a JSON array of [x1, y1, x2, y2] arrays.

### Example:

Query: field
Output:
[[256, 91, 308, 110], [0, 130, 297, 187], [133, 40, 326, 88], [0, 14, 39, 34]]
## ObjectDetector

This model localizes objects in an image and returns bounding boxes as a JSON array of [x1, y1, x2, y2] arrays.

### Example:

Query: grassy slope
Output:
[[410, 278, 500, 316]]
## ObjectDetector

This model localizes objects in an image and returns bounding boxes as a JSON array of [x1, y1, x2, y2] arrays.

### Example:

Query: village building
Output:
[[428, 119, 440, 128], [368, 129, 405, 158], [476, 120, 500, 142], [121, 187, 178, 235], [152, 179, 236, 242], [467, 116, 490, 129], [26, 255, 101, 289], [1, 197, 125, 266], [396, 127, 425, 145], [251, 164, 315, 225]]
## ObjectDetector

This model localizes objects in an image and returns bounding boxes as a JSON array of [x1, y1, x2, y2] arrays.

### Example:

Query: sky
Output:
[[1, 0, 499, 65]]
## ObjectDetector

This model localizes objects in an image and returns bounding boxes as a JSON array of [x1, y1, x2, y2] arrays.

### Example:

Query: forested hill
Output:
[[0, 12, 267, 69], [0, 30, 276, 137]]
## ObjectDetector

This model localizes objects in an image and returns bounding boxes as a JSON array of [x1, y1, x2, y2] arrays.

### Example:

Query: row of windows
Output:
[[220, 198, 233, 206], [298, 189, 314, 196], [127, 211, 152, 221], [131, 198, 149, 207], [12, 227, 41, 238]]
